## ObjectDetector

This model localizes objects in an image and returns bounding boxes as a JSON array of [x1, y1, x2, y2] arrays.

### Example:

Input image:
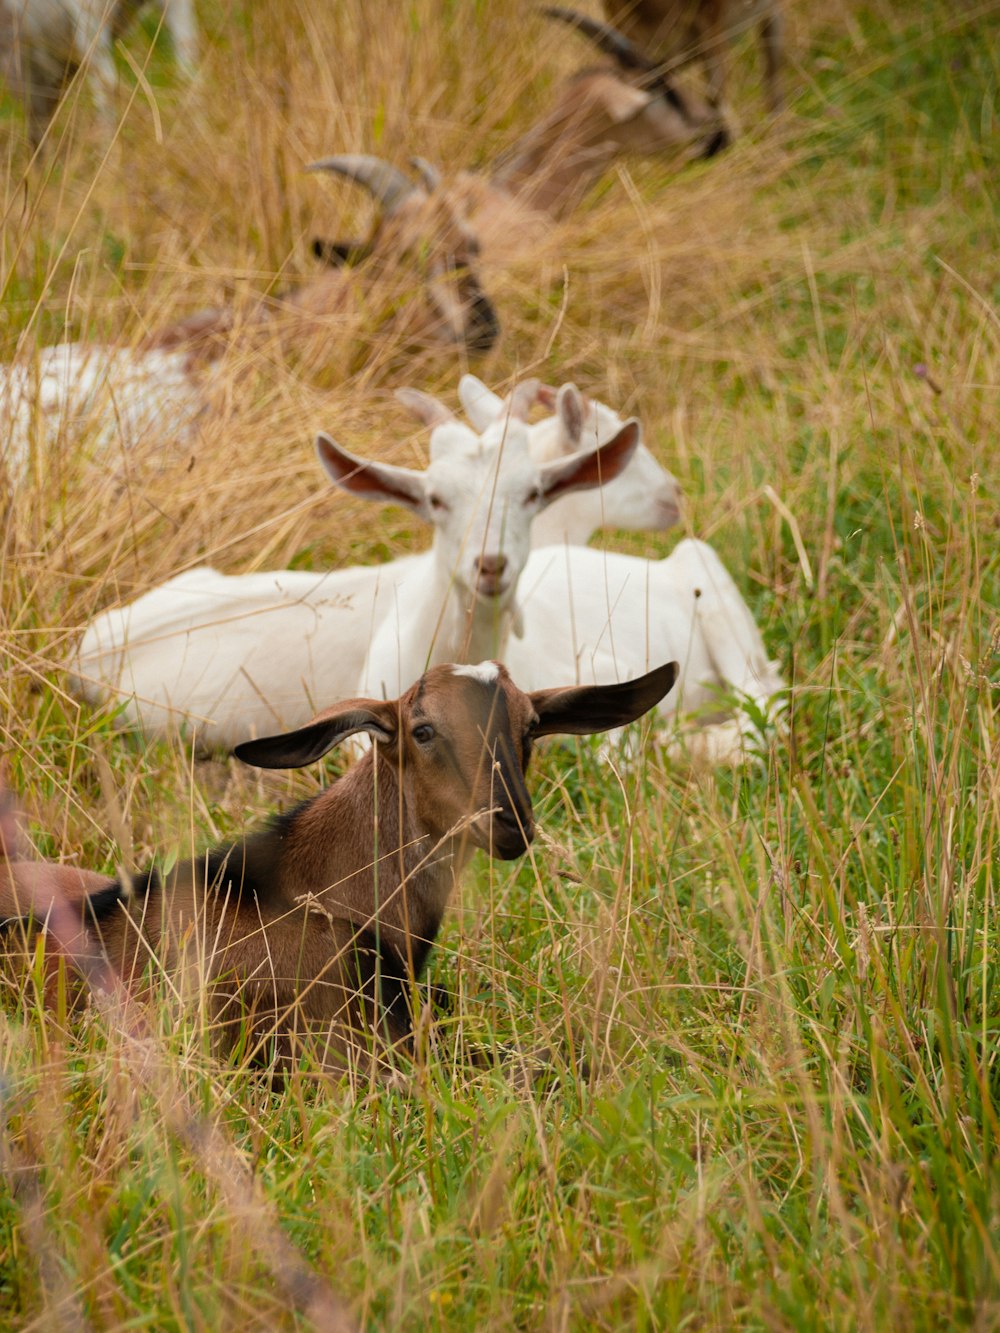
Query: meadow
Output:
[[1, 0, 998, 1327]]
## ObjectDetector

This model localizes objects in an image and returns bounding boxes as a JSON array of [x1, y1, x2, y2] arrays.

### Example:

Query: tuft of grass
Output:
[[1, 0, 998, 1327]]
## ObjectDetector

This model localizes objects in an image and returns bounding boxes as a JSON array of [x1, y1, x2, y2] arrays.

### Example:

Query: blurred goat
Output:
[[309, 11, 724, 270], [148, 155, 500, 362], [593, 1, 784, 142], [0, 0, 197, 147], [2, 661, 678, 1076]]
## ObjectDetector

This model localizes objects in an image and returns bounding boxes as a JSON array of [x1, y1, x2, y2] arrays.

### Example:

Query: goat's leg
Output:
[[759, 8, 784, 113]]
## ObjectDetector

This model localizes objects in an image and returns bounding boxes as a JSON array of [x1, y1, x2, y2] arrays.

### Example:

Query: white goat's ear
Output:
[[234, 700, 398, 769], [394, 387, 456, 429], [537, 419, 639, 506], [316, 433, 428, 514], [458, 373, 503, 431], [555, 383, 586, 451], [530, 661, 678, 738]]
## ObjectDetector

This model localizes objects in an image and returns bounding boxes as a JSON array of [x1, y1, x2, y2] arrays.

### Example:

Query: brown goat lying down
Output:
[[1, 660, 677, 1079]]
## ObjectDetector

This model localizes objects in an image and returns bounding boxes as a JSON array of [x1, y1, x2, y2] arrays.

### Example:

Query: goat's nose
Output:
[[476, 553, 508, 579], [474, 553, 509, 597]]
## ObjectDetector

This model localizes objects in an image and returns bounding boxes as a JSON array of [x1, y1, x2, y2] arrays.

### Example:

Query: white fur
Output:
[[459, 373, 681, 546], [0, 0, 198, 144], [451, 661, 500, 684], [0, 341, 202, 481], [504, 539, 785, 763], [73, 384, 639, 747], [348, 405, 638, 698]]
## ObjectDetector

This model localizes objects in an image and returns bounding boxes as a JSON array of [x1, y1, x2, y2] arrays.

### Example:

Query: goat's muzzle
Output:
[[701, 127, 732, 159], [465, 293, 501, 354], [483, 807, 534, 860], [474, 553, 510, 599]]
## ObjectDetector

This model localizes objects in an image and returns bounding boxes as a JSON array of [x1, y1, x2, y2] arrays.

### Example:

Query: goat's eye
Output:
[[427, 494, 448, 513], [525, 487, 542, 507], [412, 723, 436, 745]]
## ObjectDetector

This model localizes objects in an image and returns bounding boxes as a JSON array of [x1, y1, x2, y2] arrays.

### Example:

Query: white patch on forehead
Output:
[[451, 661, 500, 684]]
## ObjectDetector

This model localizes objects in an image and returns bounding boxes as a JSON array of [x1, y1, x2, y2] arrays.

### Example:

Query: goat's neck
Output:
[[491, 112, 612, 219], [284, 754, 472, 975], [436, 580, 518, 667]]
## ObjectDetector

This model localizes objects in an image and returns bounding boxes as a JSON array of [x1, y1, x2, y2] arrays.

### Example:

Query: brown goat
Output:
[[596, 1, 784, 135], [1, 660, 677, 1079], [146, 155, 500, 365], [309, 15, 723, 270]]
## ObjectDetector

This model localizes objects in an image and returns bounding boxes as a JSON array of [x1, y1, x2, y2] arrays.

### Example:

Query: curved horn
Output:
[[306, 154, 416, 212], [542, 7, 656, 75], [410, 156, 442, 192], [542, 7, 691, 115]]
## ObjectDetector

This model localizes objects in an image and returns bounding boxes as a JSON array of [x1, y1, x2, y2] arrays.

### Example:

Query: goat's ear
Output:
[[555, 383, 586, 451], [311, 237, 371, 267], [537, 419, 639, 505], [458, 373, 503, 431], [530, 661, 678, 737], [316, 434, 429, 514], [234, 701, 398, 770], [394, 387, 456, 429]]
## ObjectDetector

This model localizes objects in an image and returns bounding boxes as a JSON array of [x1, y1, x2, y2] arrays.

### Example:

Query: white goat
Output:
[[504, 539, 785, 764], [0, 0, 198, 146], [342, 392, 639, 700], [0, 340, 203, 481], [72, 381, 654, 748]]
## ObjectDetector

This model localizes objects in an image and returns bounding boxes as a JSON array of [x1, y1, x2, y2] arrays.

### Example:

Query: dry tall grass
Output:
[[1, 0, 998, 1327]]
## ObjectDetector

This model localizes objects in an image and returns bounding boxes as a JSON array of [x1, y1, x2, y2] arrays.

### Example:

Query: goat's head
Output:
[[541, 7, 725, 161], [457, 374, 682, 531], [307, 154, 499, 353], [316, 387, 641, 606], [234, 660, 678, 860]]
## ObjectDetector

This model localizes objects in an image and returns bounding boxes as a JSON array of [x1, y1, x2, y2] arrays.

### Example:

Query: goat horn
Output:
[[541, 7, 656, 75], [507, 378, 544, 422], [306, 154, 416, 211], [410, 156, 442, 192]]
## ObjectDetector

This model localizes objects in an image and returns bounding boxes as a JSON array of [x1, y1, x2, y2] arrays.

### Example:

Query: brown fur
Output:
[[601, 0, 784, 118], [145, 180, 499, 367], [1, 661, 677, 1080]]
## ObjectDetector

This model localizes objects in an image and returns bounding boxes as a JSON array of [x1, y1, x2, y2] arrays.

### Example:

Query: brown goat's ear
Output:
[[530, 661, 678, 737], [234, 702, 398, 770], [538, 420, 639, 506], [316, 434, 429, 514]]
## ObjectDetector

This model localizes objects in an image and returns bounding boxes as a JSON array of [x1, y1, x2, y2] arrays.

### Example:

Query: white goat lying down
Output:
[[72, 378, 676, 748], [0, 341, 203, 482], [505, 540, 785, 764]]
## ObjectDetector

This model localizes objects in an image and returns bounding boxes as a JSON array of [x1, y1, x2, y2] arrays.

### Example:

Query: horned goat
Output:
[[593, 1, 784, 137], [505, 539, 785, 764], [309, 11, 724, 270], [148, 155, 500, 363], [0, 0, 197, 147], [72, 379, 665, 747], [2, 660, 679, 1076]]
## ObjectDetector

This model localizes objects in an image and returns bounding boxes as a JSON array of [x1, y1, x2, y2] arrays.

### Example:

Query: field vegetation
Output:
[[1, 0, 998, 1327]]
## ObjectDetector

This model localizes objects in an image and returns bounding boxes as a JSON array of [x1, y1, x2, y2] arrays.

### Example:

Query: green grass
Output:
[[1, 0, 999, 1327]]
